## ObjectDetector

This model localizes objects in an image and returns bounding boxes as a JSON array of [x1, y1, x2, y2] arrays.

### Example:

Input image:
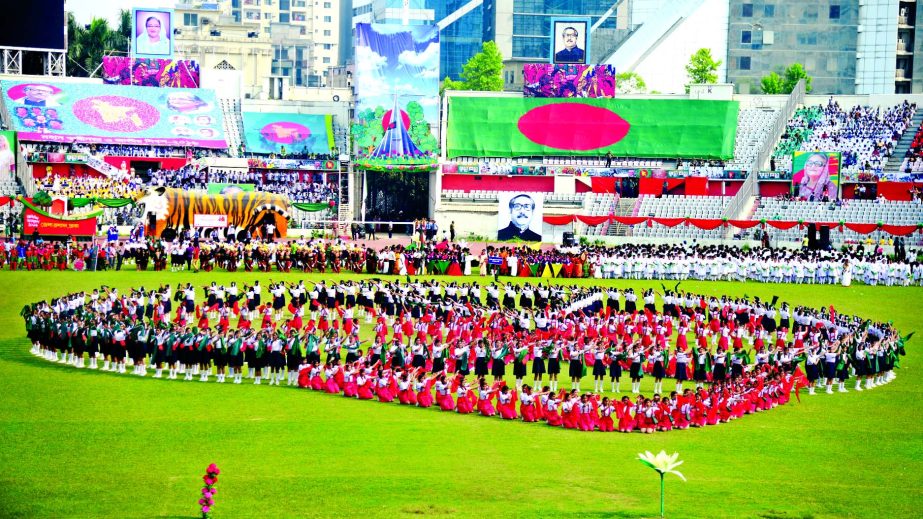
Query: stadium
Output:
[[0, 1, 921, 518]]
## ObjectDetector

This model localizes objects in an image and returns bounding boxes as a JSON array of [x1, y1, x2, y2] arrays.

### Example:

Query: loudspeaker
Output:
[[819, 225, 831, 250], [807, 223, 817, 250], [562, 232, 576, 247]]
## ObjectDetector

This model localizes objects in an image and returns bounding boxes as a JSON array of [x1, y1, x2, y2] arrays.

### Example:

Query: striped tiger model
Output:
[[136, 187, 291, 239]]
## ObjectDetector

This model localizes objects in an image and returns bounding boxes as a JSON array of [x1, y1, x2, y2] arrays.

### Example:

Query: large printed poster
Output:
[[0, 130, 16, 176], [498, 192, 544, 242], [551, 18, 591, 65], [242, 112, 334, 155], [523, 64, 616, 98], [352, 23, 439, 164], [1, 80, 227, 148], [133, 8, 174, 59], [792, 151, 840, 200]]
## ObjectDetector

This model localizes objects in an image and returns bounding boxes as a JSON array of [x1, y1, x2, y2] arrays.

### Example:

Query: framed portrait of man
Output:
[[550, 18, 591, 65], [497, 192, 544, 242], [133, 8, 174, 59]]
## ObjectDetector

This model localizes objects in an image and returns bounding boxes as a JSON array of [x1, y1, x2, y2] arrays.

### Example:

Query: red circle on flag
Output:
[[382, 109, 411, 131], [517, 103, 631, 151]]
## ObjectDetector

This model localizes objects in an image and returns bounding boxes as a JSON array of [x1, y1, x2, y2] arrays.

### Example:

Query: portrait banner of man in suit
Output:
[[551, 18, 590, 65], [497, 192, 544, 242]]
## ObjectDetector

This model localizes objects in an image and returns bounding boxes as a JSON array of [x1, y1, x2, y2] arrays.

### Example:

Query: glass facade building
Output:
[[503, 0, 617, 61]]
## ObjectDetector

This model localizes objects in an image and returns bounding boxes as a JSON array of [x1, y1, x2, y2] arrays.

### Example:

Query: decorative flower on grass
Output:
[[637, 450, 685, 518], [200, 463, 220, 518]]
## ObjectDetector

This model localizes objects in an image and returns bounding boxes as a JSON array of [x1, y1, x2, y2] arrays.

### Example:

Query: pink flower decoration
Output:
[[202, 506, 210, 513], [202, 491, 212, 499], [199, 498, 206, 505]]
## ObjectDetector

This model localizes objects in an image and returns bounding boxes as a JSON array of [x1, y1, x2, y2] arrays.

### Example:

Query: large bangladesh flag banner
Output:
[[446, 96, 739, 159]]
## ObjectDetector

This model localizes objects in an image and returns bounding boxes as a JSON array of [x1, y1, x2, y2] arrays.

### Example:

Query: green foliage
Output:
[[32, 191, 53, 207], [758, 63, 813, 95], [783, 63, 813, 93], [66, 10, 131, 77], [616, 71, 647, 94], [352, 100, 438, 155], [760, 71, 785, 94], [442, 41, 503, 92], [685, 48, 722, 93], [0, 272, 921, 518]]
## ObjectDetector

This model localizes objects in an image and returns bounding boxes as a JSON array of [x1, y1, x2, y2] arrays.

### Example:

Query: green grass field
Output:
[[0, 270, 921, 518]]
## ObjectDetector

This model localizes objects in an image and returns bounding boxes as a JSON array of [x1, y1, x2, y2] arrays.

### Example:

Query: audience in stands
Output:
[[774, 99, 916, 177], [38, 174, 144, 199]]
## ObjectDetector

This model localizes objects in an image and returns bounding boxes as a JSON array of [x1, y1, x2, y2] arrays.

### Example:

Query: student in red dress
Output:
[[497, 385, 518, 420], [519, 385, 538, 422], [598, 396, 615, 432], [434, 373, 454, 411], [544, 391, 563, 427]]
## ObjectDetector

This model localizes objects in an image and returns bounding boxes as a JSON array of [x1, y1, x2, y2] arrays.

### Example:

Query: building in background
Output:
[[174, 0, 341, 89], [726, 0, 922, 94], [602, 0, 727, 94], [486, 0, 620, 91]]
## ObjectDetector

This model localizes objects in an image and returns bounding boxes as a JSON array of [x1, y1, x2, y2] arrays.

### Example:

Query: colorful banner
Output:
[[498, 192, 544, 242], [23, 208, 97, 236], [133, 8, 174, 59], [242, 112, 334, 155], [447, 97, 738, 159], [524, 64, 616, 98], [0, 130, 15, 176], [26, 152, 85, 164], [792, 151, 840, 200], [246, 158, 338, 171], [352, 23, 440, 162], [442, 162, 547, 175], [1, 80, 227, 148], [102, 56, 199, 88], [207, 183, 255, 195]]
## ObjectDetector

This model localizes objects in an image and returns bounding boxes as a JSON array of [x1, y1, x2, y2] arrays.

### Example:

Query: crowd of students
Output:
[[23, 277, 907, 432], [3, 235, 922, 287]]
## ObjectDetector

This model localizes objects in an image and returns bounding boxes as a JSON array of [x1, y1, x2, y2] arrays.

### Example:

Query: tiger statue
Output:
[[135, 187, 290, 239]]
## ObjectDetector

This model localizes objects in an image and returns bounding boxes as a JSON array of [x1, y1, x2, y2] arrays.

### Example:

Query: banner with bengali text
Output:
[[23, 208, 97, 236], [1, 80, 226, 148]]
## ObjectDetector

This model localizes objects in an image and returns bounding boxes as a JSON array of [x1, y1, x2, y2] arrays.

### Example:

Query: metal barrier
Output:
[[752, 79, 805, 174]]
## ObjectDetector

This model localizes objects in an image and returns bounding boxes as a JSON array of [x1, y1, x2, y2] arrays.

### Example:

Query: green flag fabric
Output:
[[446, 97, 739, 159]]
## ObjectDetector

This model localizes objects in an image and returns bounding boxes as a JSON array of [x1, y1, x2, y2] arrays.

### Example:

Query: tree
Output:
[[615, 71, 647, 94], [760, 71, 784, 94], [782, 63, 813, 94], [442, 41, 503, 92], [65, 11, 131, 77], [685, 48, 721, 93]]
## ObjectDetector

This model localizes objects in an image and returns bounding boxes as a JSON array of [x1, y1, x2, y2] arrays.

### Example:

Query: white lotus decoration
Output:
[[637, 450, 685, 518]]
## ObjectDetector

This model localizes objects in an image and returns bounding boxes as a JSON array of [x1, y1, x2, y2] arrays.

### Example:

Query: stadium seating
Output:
[[725, 107, 782, 171], [751, 198, 923, 243], [773, 100, 916, 174], [219, 98, 245, 157], [440, 189, 584, 205], [630, 195, 731, 240]]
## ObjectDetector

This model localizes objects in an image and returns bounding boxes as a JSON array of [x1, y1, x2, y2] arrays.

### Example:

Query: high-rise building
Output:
[[726, 0, 922, 94], [174, 0, 341, 88], [428, 0, 484, 81]]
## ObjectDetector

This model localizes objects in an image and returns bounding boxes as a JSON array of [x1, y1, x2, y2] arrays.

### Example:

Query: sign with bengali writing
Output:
[[23, 208, 97, 236], [1, 80, 227, 148]]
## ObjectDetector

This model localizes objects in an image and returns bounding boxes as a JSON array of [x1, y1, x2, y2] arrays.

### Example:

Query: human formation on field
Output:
[[23, 278, 909, 433]]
